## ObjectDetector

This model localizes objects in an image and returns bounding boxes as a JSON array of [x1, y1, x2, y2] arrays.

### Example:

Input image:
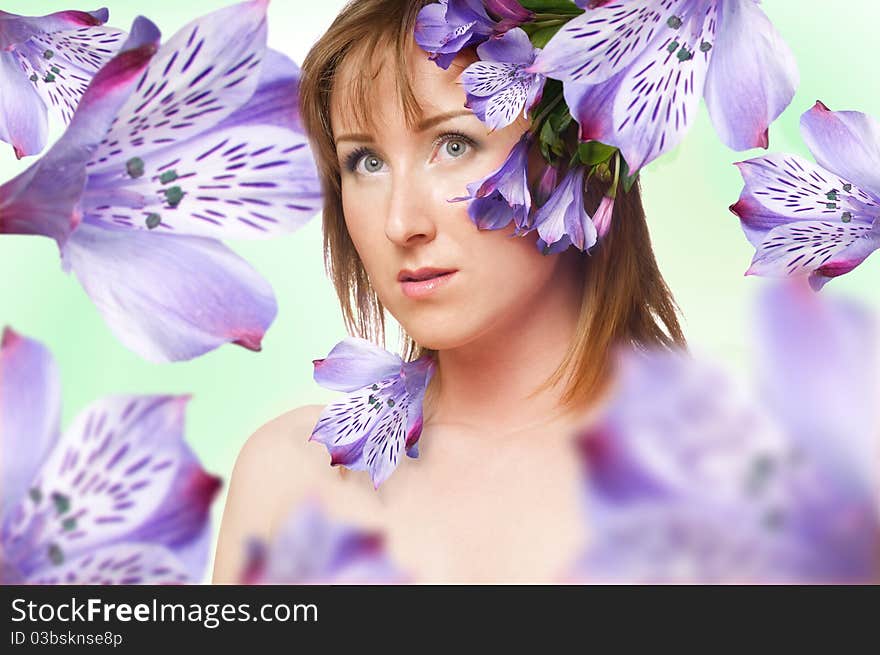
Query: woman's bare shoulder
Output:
[[212, 404, 333, 583]]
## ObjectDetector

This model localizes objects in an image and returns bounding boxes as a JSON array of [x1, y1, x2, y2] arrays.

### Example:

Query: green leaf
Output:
[[529, 24, 562, 49], [520, 0, 584, 14], [577, 141, 617, 166], [618, 157, 640, 193]]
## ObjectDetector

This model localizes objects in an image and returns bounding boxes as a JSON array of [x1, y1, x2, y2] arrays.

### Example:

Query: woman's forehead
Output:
[[330, 41, 476, 136]]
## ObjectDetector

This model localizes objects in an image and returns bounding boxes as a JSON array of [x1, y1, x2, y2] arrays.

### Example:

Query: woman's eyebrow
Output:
[[335, 110, 476, 146]]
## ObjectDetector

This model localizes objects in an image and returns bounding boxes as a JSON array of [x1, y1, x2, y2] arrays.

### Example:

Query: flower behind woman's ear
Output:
[[530, 0, 799, 173], [0, 6, 126, 158], [0, 0, 322, 363], [0, 328, 221, 584]]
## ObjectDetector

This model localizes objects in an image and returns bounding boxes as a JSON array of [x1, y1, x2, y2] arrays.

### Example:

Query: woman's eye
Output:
[[360, 154, 385, 174], [441, 138, 469, 159]]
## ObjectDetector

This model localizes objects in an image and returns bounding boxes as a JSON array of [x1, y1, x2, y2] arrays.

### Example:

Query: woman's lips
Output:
[[400, 271, 457, 299]]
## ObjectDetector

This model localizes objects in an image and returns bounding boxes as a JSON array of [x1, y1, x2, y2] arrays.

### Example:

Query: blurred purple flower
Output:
[[731, 101, 880, 291], [451, 133, 532, 231], [0, 0, 322, 363], [0, 327, 221, 584], [242, 499, 406, 584], [572, 281, 880, 583], [0, 6, 125, 158], [529, 0, 798, 173], [535, 166, 595, 253], [310, 338, 435, 490], [461, 27, 545, 131]]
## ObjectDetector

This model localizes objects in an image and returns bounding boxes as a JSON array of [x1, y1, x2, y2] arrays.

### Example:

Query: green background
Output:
[[2, 0, 877, 582]]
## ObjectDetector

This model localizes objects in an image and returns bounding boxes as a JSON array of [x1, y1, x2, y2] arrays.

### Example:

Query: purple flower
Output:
[[415, 0, 497, 70], [731, 101, 880, 291], [572, 281, 880, 584], [241, 499, 406, 584], [0, 327, 221, 584], [0, 6, 125, 158], [485, 0, 535, 32], [461, 28, 545, 131], [451, 133, 532, 231], [309, 338, 435, 490], [592, 194, 615, 239], [0, 1, 323, 363], [535, 166, 596, 253], [529, 0, 799, 173]]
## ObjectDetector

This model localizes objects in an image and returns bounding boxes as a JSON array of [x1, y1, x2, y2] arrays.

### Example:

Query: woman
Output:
[[212, 0, 683, 584]]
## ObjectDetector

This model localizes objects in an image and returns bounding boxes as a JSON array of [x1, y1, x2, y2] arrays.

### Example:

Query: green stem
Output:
[[609, 151, 621, 199], [530, 93, 565, 135]]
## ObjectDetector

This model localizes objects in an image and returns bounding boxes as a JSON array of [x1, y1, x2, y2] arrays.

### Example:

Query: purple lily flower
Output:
[[415, 0, 497, 70], [535, 166, 596, 253], [0, 1, 323, 363], [451, 133, 532, 231], [486, 0, 535, 33], [241, 499, 406, 584], [461, 27, 545, 131], [731, 101, 880, 291], [529, 0, 799, 173], [309, 338, 435, 490], [0, 327, 221, 584], [572, 281, 880, 583], [0, 6, 125, 158]]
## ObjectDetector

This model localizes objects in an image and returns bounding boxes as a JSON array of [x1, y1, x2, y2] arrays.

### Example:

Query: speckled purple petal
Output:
[[0, 16, 159, 245], [609, 1, 718, 172], [530, 0, 690, 84], [86, 0, 269, 179], [12, 25, 126, 131], [60, 219, 277, 362], [0, 329, 61, 522]]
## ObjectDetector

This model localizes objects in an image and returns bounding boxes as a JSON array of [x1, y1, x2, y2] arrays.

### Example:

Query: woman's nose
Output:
[[383, 174, 437, 247]]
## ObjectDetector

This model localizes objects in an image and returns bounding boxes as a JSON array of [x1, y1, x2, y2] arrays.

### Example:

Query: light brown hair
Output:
[[299, 0, 686, 409]]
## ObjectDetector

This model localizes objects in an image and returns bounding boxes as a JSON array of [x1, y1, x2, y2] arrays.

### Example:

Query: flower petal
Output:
[[703, 0, 797, 151], [60, 220, 277, 363], [474, 26, 534, 65], [311, 379, 400, 450], [0, 50, 48, 157], [799, 102, 880, 198], [81, 125, 320, 239], [483, 79, 530, 130], [12, 25, 126, 129], [461, 60, 519, 97], [746, 220, 880, 290], [610, 2, 718, 172], [26, 542, 191, 585], [1, 395, 191, 576], [86, 0, 269, 178], [0, 329, 61, 519], [0, 17, 160, 246], [313, 337, 403, 392], [733, 154, 879, 226], [530, 0, 689, 84]]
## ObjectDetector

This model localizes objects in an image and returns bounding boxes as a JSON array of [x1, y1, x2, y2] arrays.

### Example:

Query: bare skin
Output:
[[213, 43, 600, 584]]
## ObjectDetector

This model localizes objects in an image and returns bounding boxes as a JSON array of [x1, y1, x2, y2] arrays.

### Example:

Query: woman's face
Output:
[[330, 42, 580, 351]]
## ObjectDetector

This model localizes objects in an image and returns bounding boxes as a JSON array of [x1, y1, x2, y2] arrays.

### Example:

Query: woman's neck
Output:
[[422, 252, 587, 437]]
